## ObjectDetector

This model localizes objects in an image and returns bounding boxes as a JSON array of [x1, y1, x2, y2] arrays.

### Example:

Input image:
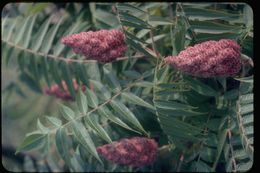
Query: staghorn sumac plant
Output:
[[2, 2, 253, 172]]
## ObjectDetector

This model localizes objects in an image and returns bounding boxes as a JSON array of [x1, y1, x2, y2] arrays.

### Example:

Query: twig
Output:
[[2, 39, 146, 64]]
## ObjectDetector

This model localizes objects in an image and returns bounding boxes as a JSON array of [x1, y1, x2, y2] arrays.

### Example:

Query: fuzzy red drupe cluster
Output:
[[165, 39, 241, 77], [61, 29, 127, 63], [97, 137, 158, 167], [44, 79, 85, 100]]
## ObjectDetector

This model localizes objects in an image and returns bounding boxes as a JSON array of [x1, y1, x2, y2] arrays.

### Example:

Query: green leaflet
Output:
[[40, 17, 63, 54], [40, 56, 51, 87], [76, 89, 88, 114], [59, 104, 75, 121], [189, 20, 242, 34], [145, 34, 166, 44], [124, 30, 148, 45], [49, 59, 62, 86], [110, 100, 147, 135], [71, 121, 103, 164], [20, 15, 37, 48], [183, 7, 242, 21], [85, 87, 99, 108], [37, 119, 49, 133], [55, 128, 73, 168], [212, 129, 228, 171], [185, 77, 218, 97], [45, 116, 62, 128], [84, 113, 112, 143], [126, 38, 156, 59], [14, 16, 31, 45], [60, 61, 76, 98], [97, 106, 139, 134], [123, 70, 142, 79], [93, 9, 119, 27], [122, 92, 155, 110], [119, 11, 152, 29], [121, 20, 151, 29], [89, 80, 111, 100], [116, 3, 148, 14], [6, 17, 19, 42], [171, 17, 186, 55], [154, 100, 197, 110], [31, 15, 52, 51], [234, 75, 253, 83], [16, 133, 47, 154], [103, 64, 122, 92]]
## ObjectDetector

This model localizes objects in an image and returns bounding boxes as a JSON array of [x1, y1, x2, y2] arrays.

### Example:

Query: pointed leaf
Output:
[[55, 128, 72, 167], [31, 15, 52, 51], [41, 17, 63, 54], [60, 61, 76, 98], [14, 16, 31, 45], [122, 92, 155, 110], [185, 77, 218, 97], [117, 3, 148, 14], [46, 116, 62, 128], [16, 133, 46, 154], [22, 15, 37, 48], [89, 80, 111, 100], [97, 107, 140, 134], [37, 119, 49, 133], [110, 100, 147, 135], [119, 11, 152, 28], [59, 104, 75, 121], [72, 121, 103, 164], [125, 37, 156, 59], [76, 89, 88, 114], [103, 64, 121, 92], [85, 87, 99, 108], [84, 113, 112, 143]]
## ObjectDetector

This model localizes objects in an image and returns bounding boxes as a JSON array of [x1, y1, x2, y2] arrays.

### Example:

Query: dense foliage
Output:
[[2, 2, 253, 172]]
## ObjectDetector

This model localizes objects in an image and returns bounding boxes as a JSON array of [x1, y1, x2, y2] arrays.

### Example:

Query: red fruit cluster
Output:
[[44, 79, 86, 101], [165, 39, 242, 77], [97, 137, 158, 167], [61, 29, 127, 63]]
